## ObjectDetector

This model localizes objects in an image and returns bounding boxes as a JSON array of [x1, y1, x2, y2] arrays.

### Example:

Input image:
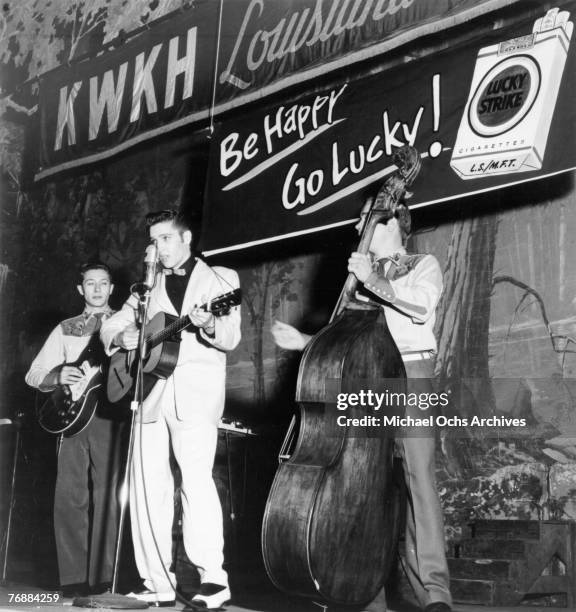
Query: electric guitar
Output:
[[37, 339, 105, 437], [107, 288, 241, 403]]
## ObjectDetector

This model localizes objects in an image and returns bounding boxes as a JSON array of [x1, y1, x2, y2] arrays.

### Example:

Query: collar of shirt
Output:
[[69, 307, 114, 336], [374, 247, 407, 268], [373, 249, 406, 277], [82, 307, 114, 320]]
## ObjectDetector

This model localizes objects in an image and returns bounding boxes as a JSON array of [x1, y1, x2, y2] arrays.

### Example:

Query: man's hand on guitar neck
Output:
[[113, 324, 139, 351], [189, 302, 216, 337]]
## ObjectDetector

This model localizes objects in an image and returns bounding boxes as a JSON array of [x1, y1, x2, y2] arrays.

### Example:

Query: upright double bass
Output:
[[262, 146, 422, 607]]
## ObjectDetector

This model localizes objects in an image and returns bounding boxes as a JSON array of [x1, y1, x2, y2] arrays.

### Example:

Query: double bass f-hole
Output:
[[278, 415, 297, 463]]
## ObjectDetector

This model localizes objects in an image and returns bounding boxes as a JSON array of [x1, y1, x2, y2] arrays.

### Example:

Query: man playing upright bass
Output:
[[272, 194, 452, 612]]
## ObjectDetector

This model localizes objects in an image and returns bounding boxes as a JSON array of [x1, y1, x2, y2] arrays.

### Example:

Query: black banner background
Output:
[[201, 7, 576, 254]]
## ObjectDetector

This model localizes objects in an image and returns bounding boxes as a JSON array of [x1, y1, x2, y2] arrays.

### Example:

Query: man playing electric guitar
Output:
[[100, 210, 241, 610], [25, 262, 123, 598]]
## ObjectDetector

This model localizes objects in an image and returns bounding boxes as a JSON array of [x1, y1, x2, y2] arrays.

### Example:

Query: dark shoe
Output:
[[424, 603, 452, 612], [61, 583, 91, 598], [185, 583, 231, 610], [126, 587, 176, 607]]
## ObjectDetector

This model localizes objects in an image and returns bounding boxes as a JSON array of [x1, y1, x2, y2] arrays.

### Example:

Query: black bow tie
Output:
[[163, 268, 187, 276]]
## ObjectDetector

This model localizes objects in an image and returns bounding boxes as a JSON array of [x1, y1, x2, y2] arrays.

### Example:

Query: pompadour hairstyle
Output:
[[79, 262, 112, 282], [145, 209, 191, 233]]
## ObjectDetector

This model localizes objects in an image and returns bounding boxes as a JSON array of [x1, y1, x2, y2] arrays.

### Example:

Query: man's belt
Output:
[[401, 349, 435, 362]]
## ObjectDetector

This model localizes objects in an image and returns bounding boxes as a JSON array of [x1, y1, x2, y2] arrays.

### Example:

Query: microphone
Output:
[[144, 244, 158, 290]]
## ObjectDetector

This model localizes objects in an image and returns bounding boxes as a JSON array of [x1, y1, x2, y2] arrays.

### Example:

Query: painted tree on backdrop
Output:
[[0, 0, 184, 78], [241, 260, 302, 407], [0, 0, 184, 181], [432, 196, 575, 524], [433, 213, 499, 478]]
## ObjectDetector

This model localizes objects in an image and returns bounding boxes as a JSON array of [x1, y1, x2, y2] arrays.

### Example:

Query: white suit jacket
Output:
[[100, 258, 241, 424]]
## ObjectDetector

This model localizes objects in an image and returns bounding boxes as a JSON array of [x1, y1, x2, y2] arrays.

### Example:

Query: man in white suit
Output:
[[100, 210, 241, 610]]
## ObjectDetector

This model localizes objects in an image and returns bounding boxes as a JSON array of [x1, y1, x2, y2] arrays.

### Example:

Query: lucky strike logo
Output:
[[468, 55, 541, 137], [477, 65, 531, 125]]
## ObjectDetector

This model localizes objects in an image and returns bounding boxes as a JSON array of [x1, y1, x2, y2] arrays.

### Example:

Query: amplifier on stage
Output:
[[218, 417, 256, 436]]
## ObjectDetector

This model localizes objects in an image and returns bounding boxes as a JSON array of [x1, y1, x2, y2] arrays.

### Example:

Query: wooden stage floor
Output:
[[0, 583, 570, 612]]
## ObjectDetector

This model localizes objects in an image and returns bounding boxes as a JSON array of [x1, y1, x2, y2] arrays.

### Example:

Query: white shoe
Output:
[[127, 588, 176, 607], [188, 583, 230, 609]]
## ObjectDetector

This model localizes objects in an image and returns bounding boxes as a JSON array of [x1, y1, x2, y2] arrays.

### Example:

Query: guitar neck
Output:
[[143, 289, 240, 351], [146, 315, 192, 351]]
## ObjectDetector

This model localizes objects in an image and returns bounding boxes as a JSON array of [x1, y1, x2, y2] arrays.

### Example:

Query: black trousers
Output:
[[54, 415, 123, 586]]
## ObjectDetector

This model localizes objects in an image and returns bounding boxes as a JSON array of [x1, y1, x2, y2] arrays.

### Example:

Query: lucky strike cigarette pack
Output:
[[450, 8, 573, 180]]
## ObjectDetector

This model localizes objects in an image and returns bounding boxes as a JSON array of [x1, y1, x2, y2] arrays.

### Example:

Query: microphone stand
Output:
[[76, 283, 154, 607], [1, 417, 20, 584], [111, 284, 152, 595]]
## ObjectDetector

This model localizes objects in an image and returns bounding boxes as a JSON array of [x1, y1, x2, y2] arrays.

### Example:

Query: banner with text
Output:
[[200, 6, 576, 254], [36, 2, 218, 180], [36, 0, 519, 180], [214, 0, 513, 105]]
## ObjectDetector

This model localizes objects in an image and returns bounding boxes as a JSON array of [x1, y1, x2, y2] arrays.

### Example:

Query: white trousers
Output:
[[129, 407, 227, 592]]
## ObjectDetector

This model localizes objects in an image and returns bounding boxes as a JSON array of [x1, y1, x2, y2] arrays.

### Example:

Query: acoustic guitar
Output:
[[107, 289, 241, 403]]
